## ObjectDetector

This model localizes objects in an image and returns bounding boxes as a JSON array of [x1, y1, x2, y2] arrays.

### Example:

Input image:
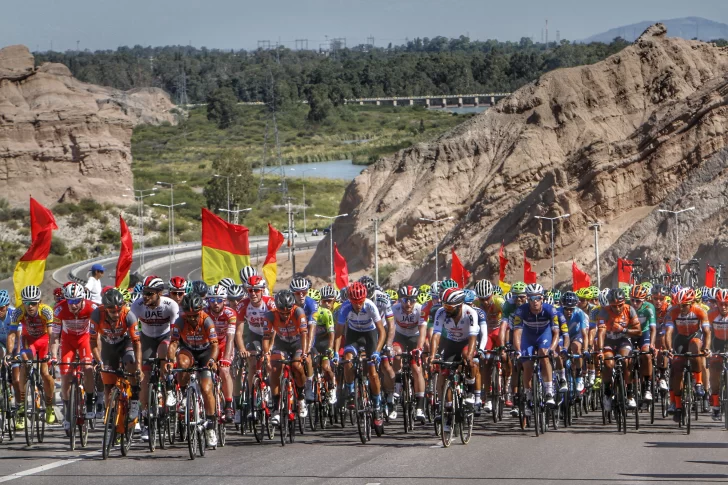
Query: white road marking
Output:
[[365, 483, 381, 485], [0, 451, 101, 483]]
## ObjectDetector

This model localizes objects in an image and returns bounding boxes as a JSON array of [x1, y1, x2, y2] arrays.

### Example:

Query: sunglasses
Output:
[[248, 289, 262, 294], [105, 306, 121, 313], [23, 301, 39, 307], [208, 297, 224, 304], [67, 298, 83, 305], [528, 296, 543, 302], [184, 312, 200, 319], [443, 303, 461, 312], [293, 290, 307, 296], [170, 291, 185, 297], [143, 291, 157, 298], [400, 297, 415, 303]]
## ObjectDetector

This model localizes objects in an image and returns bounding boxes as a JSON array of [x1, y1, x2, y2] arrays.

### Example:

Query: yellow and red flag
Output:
[[261, 223, 285, 292], [201, 208, 250, 285], [115, 214, 133, 289], [13, 198, 57, 305]]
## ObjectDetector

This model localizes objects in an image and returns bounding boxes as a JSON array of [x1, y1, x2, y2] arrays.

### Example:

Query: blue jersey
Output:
[[560, 308, 589, 340], [0, 306, 15, 345], [511, 303, 566, 333], [302, 296, 319, 325], [337, 299, 382, 332]]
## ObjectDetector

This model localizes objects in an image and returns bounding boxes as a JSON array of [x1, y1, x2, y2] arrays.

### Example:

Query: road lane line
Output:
[[0, 451, 100, 483]]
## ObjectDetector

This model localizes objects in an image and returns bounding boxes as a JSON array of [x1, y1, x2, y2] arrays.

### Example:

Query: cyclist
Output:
[[391, 285, 427, 423], [629, 284, 657, 402], [50, 283, 98, 431], [0, 290, 14, 362], [240, 266, 269, 296], [334, 282, 387, 428], [664, 287, 711, 423], [430, 288, 479, 432], [308, 286, 337, 404], [512, 283, 563, 410], [474, 279, 505, 413], [596, 288, 642, 412], [422, 282, 442, 352], [290, 277, 318, 404], [12, 286, 55, 426], [205, 284, 237, 422], [167, 293, 219, 447], [90, 289, 142, 420], [652, 285, 671, 392], [560, 291, 589, 392], [130, 275, 179, 441], [167, 276, 187, 306], [502, 281, 527, 412], [262, 290, 310, 425], [708, 289, 728, 419]]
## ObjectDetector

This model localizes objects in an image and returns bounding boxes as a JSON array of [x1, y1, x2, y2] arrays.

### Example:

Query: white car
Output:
[[283, 230, 298, 239]]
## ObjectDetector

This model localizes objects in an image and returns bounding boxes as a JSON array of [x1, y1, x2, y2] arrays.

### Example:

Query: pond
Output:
[[255, 159, 366, 181]]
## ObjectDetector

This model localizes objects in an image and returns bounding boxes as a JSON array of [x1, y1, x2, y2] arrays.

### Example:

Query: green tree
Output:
[[203, 150, 255, 215], [206, 86, 239, 129], [305, 84, 334, 122]]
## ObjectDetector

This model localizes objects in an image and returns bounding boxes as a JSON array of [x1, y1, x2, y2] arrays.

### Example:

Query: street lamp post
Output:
[[589, 221, 602, 288], [370, 218, 380, 286], [219, 207, 252, 225], [290, 167, 316, 240], [153, 202, 187, 280], [535, 213, 571, 290], [418, 216, 454, 282], [658, 207, 695, 272], [155, 181, 187, 262], [315, 213, 349, 283], [213, 174, 242, 223], [123, 187, 158, 268]]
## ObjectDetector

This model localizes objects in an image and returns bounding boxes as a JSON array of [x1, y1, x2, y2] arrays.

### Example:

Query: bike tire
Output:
[[723, 369, 728, 431], [491, 364, 499, 424], [533, 367, 541, 437], [634, 372, 641, 431], [251, 383, 264, 443], [650, 370, 656, 424], [101, 389, 118, 460], [402, 374, 410, 433], [518, 369, 527, 430], [36, 384, 46, 444], [121, 402, 132, 456], [198, 425, 206, 457], [187, 387, 198, 460], [148, 385, 158, 452], [239, 378, 250, 435], [460, 394, 474, 445], [441, 380, 455, 448], [69, 382, 77, 450], [685, 370, 692, 435], [619, 371, 628, 434], [279, 378, 289, 446], [24, 378, 35, 447], [355, 378, 367, 445]]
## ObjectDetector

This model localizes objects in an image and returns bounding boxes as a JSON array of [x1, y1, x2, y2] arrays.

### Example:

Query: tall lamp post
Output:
[[290, 167, 316, 240], [219, 207, 252, 225], [418, 216, 454, 282], [155, 180, 187, 262], [658, 207, 695, 272], [153, 202, 187, 280], [535, 213, 570, 290], [370, 218, 381, 286], [315, 213, 348, 283], [213, 174, 242, 222], [589, 221, 602, 288], [123, 187, 157, 268]]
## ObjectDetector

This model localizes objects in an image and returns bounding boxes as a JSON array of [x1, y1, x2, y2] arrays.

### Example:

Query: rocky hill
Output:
[[305, 24, 728, 288], [0, 45, 177, 207]]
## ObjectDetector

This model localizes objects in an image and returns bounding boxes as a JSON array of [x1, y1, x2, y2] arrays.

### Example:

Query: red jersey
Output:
[[665, 304, 710, 336], [53, 300, 97, 336], [236, 296, 275, 336], [709, 309, 728, 341], [208, 307, 237, 341]]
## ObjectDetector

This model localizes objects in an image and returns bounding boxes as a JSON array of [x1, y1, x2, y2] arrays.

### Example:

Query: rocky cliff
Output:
[[0, 45, 177, 207], [306, 24, 728, 288]]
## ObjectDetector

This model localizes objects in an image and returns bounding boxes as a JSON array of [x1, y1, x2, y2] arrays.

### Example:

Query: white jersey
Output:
[[236, 296, 275, 337], [432, 305, 479, 343], [392, 302, 425, 337], [130, 296, 179, 338], [373, 290, 394, 326], [337, 299, 382, 333]]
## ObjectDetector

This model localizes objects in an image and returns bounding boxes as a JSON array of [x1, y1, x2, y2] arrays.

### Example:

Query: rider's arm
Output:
[[375, 319, 386, 353], [700, 309, 712, 353], [234, 317, 246, 355], [385, 315, 395, 346], [415, 323, 427, 350], [167, 318, 181, 361]]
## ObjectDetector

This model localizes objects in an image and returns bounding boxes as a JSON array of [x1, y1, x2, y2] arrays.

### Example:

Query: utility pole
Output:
[[152, 202, 187, 280], [371, 218, 380, 285], [219, 207, 252, 225], [535, 213, 571, 290], [658, 207, 695, 273], [213, 173, 242, 222], [315, 213, 349, 284], [418, 217, 455, 282], [273, 198, 306, 275], [589, 221, 602, 288]]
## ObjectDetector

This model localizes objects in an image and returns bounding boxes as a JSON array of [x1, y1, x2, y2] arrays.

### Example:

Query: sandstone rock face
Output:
[[0, 45, 177, 207], [305, 24, 728, 288]]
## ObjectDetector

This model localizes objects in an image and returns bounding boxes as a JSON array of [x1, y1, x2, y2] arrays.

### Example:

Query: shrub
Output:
[[50, 236, 68, 256]]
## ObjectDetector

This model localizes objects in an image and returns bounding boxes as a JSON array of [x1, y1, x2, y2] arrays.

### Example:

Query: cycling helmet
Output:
[[320, 286, 337, 300], [275, 290, 296, 311], [339, 287, 348, 302], [474, 279, 494, 299], [583, 287, 598, 300], [575, 288, 588, 299], [62, 283, 84, 300], [208, 284, 227, 299], [552, 290, 562, 302], [118, 288, 132, 303], [417, 292, 430, 305], [442, 287, 465, 306], [694, 287, 703, 303], [704, 287, 718, 302], [598, 291, 608, 307], [561, 291, 579, 308], [358, 276, 376, 298], [133, 282, 144, 293], [493, 286, 503, 296], [439, 278, 458, 297], [131, 291, 142, 302], [227, 284, 245, 299], [676, 288, 695, 305], [630, 284, 649, 301], [651, 285, 668, 297], [397, 286, 420, 299], [218, 277, 235, 290], [607, 288, 625, 304], [511, 281, 527, 295], [53, 287, 63, 301], [418, 284, 431, 295], [385, 289, 398, 302], [308, 288, 321, 302], [247, 275, 266, 290], [0, 290, 10, 307], [102, 289, 125, 308], [504, 292, 513, 302], [168, 276, 187, 291], [716, 289, 728, 304], [545, 295, 555, 305], [463, 289, 476, 304], [665, 296, 672, 304], [84, 288, 91, 299], [348, 282, 367, 303], [525, 283, 544, 296], [375, 291, 391, 308], [142, 276, 165, 291], [182, 293, 204, 313], [239, 266, 259, 285], [670, 285, 682, 298], [640, 281, 653, 291], [289, 277, 310, 292], [429, 281, 441, 298], [190, 280, 209, 298]]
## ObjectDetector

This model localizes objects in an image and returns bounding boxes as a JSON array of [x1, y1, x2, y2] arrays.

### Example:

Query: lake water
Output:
[[434, 106, 488, 114], [255, 159, 365, 181]]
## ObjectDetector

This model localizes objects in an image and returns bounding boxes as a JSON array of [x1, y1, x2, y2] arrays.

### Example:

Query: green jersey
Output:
[[635, 302, 656, 333], [313, 308, 335, 337]]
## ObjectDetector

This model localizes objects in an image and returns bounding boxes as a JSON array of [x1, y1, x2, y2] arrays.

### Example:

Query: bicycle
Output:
[[21, 353, 48, 446], [601, 354, 631, 434], [520, 354, 553, 437], [715, 352, 728, 430], [144, 357, 170, 452], [212, 370, 226, 448], [424, 355, 440, 432], [630, 349, 656, 428], [716, 263, 726, 288], [65, 361, 90, 450], [249, 352, 275, 443], [481, 347, 506, 423], [681, 259, 700, 289], [272, 357, 298, 446], [671, 351, 706, 435], [342, 348, 382, 444], [309, 353, 333, 431], [630, 258, 644, 285], [170, 367, 209, 460], [398, 352, 418, 433], [100, 368, 139, 459], [431, 355, 474, 447], [562, 352, 583, 428], [0, 360, 14, 442], [233, 354, 250, 435]]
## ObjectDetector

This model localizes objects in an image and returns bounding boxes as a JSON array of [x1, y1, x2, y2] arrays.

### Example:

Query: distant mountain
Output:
[[581, 17, 728, 43]]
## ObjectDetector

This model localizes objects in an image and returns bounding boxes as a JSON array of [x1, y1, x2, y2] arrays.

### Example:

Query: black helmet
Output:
[[275, 290, 296, 311], [102, 289, 124, 308], [607, 288, 625, 304], [182, 293, 204, 313], [190, 280, 209, 298], [560, 291, 579, 308], [358, 275, 376, 298]]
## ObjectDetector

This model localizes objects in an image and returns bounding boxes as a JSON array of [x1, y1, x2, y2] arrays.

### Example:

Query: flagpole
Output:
[[419, 216, 454, 283], [589, 222, 602, 288], [535, 213, 570, 290]]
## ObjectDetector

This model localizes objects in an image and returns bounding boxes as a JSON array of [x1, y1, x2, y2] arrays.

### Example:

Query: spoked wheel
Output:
[[491, 365, 500, 424], [69, 383, 78, 450], [685, 371, 693, 435], [148, 386, 158, 452], [251, 385, 264, 443], [533, 372, 541, 437], [24, 379, 36, 447], [722, 370, 728, 431], [460, 400, 474, 445], [279, 380, 290, 447], [355, 379, 368, 445], [102, 389, 118, 460], [239, 379, 250, 435], [440, 381, 455, 448], [198, 424, 206, 457], [187, 388, 199, 460], [120, 405, 133, 457]]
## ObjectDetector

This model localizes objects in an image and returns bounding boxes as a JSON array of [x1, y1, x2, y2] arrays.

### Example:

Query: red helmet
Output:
[[53, 287, 63, 300], [101, 285, 114, 295], [348, 282, 367, 303], [676, 288, 695, 305], [169, 276, 187, 291], [716, 289, 728, 304], [247, 275, 265, 290]]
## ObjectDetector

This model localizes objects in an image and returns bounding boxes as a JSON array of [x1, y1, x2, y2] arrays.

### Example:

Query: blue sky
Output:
[[2, 0, 727, 51]]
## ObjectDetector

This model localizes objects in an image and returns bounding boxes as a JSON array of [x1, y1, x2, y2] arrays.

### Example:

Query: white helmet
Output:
[[63, 283, 85, 300], [239, 266, 259, 285], [525, 283, 544, 296], [208, 284, 228, 299], [474, 279, 494, 299], [21, 285, 41, 303]]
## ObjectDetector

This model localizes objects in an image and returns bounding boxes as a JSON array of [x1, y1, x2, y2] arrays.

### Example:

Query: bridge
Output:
[[344, 92, 512, 108]]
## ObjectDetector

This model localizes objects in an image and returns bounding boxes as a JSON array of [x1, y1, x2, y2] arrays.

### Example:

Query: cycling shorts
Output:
[[311, 334, 333, 356], [272, 337, 302, 359], [344, 328, 378, 357], [712, 338, 728, 355], [60, 333, 93, 376], [519, 325, 553, 359], [439, 338, 469, 363], [178, 344, 213, 379], [485, 327, 501, 351], [141, 331, 171, 369], [673, 334, 702, 356], [21, 334, 49, 360], [393, 332, 419, 353], [603, 336, 632, 353], [100, 338, 135, 385]]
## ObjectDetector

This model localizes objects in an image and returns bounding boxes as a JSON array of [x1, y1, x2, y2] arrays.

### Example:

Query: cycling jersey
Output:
[[511, 303, 563, 332], [710, 310, 728, 341], [474, 296, 505, 331], [263, 307, 307, 343], [588, 305, 601, 329], [12, 304, 53, 339], [634, 302, 657, 333], [427, 303, 443, 329], [312, 307, 335, 338], [130, 296, 179, 338], [664, 304, 710, 336], [90, 306, 139, 345], [301, 296, 319, 325], [432, 305, 479, 343], [391, 302, 425, 337], [207, 307, 237, 344], [171, 312, 218, 351], [52, 300, 96, 336], [0, 306, 15, 346], [337, 299, 382, 333], [500, 300, 518, 325], [562, 308, 589, 341], [373, 289, 394, 324], [236, 296, 275, 337], [596, 305, 638, 339]]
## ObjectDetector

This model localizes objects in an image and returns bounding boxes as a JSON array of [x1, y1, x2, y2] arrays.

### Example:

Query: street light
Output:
[[155, 180, 186, 262], [290, 167, 316, 239], [658, 207, 695, 272], [123, 187, 158, 267], [219, 207, 252, 225], [534, 213, 570, 290], [153, 202, 187, 280], [315, 213, 348, 283], [213, 174, 243, 222], [370, 218, 381, 286], [588, 221, 602, 288], [418, 216, 454, 282]]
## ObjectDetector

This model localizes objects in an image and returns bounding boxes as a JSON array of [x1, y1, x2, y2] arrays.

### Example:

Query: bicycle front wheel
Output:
[[148, 385, 158, 452], [102, 388, 119, 459], [355, 378, 368, 445], [69, 383, 78, 450], [186, 387, 198, 459], [279, 378, 290, 447], [441, 380, 455, 447], [684, 370, 693, 435], [24, 378, 35, 447]]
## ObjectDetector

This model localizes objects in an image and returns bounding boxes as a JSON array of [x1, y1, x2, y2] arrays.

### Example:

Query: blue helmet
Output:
[[0, 290, 9, 307], [463, 289, 476, 304]]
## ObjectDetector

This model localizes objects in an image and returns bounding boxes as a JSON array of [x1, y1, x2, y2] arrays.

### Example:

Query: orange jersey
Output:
[[90, 306, 140, 344], [172, 312, 218, 350], [665, 304, 710, 336], [263, 306, 307, 343], [654, 300, 669, 325], [709, 309, 728, 341], [596, 305, 638, 337]]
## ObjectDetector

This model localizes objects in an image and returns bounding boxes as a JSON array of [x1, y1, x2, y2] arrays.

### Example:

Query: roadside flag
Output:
[[523, 251, 537, 284], [450, 248, 471, 288], [334, 243, 349, 289], [617, 258, 633, 285], [572, 261, 591, 291], [115, 214, 133, 289], [498, 243, 511, 293], [706, 265, 716, 287], [261, 223, 285, 292], [201, 208, 250, 285], [13, 198, 57, 306]]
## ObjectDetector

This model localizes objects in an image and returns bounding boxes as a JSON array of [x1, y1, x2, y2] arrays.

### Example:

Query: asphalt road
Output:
[[0, 407, 726, 484]]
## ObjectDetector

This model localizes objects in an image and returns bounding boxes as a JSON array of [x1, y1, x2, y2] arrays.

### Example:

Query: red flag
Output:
[[334, 243, 349, 289], [523, 251, 537, 284], [666, 262, 672, 274], [706, 265, 716, 287], [450, 248, 471, 288], [115, 215, 133, 288], [499, 243, 508, 282], [617, 258, 633, 284], [572, 261, 591, 291]]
